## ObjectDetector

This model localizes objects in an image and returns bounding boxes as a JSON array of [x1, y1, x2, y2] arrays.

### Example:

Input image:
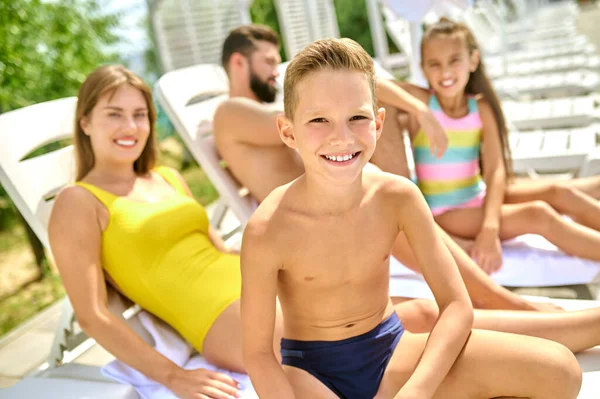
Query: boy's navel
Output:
[[304, 275, 315, 282]]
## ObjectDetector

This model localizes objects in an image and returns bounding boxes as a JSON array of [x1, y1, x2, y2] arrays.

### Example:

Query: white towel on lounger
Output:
[[101, 311, 257, 399]]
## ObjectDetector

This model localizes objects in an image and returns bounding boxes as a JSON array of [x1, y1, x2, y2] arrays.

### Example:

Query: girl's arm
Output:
[[395, 180, 473, 398], [475, 99, 506, 273], [49, 187, 240, 399], [375, 78, 448, 158]]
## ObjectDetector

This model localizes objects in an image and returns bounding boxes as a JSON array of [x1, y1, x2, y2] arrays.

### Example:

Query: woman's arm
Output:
[[475, 99, 506, 273], [49, 187, 239, 399], [395, 181, 473, 398], [375, 78, 448, 158]]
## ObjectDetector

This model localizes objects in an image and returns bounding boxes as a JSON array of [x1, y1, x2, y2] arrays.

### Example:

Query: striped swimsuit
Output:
[[413, 94, 486, 216]]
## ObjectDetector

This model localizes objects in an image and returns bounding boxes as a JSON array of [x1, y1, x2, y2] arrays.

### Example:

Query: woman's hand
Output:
[[166, 367, 242, 399], [471, 229, 502, 274], [415, 104, 448, 159]]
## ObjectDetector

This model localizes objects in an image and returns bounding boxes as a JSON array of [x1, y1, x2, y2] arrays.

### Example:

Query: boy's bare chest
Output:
[[279, 213, 397, 287]]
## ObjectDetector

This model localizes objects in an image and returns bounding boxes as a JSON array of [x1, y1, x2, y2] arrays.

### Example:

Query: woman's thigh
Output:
[[202, 299, 284, 373], [377, 329, 581, 399]]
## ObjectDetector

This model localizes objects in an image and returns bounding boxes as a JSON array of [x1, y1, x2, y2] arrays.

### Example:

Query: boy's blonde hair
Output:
[[283, 38, 377, 120]]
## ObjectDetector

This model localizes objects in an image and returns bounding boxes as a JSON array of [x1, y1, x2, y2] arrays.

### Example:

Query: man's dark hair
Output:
[[221, 24, 280, 72]]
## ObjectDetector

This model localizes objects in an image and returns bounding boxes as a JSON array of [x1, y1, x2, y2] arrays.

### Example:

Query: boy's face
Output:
[[278, 69, 384, 184]]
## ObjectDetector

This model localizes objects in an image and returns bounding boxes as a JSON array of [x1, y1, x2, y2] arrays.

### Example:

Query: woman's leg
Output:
[[436, 201, 600, 261], [376, 329, 582, 399], [202, 298, 284, 373], [393, 299, 600, 353], [506, 179, 600, 231]]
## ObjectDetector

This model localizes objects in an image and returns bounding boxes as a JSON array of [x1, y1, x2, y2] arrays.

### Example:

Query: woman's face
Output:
[[80, 84, 151, 167]]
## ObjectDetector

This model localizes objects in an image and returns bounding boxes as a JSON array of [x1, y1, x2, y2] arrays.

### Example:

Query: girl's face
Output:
[[421, 35, 479, 98], [80, 84, 151, 167]]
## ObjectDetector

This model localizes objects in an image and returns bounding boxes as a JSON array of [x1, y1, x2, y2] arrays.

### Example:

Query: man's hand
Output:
[[415, 104, 448, 159], [166, 367, 241, 399], [471, 229, 502, 274]]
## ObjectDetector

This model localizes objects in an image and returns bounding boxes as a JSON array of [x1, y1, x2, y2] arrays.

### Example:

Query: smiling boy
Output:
[[240, 38, 581, 399]]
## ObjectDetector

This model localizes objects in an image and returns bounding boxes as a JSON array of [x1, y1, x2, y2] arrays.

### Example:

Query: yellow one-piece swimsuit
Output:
[[76, 166, 241, 352]]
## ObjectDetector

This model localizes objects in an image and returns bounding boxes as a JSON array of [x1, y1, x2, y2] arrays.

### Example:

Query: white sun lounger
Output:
[[502, 95, 600, 130]]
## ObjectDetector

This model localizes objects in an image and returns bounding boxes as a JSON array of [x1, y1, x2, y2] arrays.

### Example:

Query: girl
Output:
[[395, 17, 600, 273]]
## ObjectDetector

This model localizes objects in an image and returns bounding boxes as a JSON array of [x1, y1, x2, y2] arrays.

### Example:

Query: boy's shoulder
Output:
[[363, 167, 422, 207], [244, 181, 295, 239]]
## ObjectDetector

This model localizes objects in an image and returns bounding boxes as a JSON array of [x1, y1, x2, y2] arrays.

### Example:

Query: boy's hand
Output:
[[166, 367, 241, 399], [471, 230, 502, 274], [415, 104, 448, 159]]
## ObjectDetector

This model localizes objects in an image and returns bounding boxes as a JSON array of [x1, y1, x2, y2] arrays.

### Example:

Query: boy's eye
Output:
[[135, 113, 147, 119], [309, 117, 327, 123], [350, 115, 367, 121], [108, 112, 120, 117]]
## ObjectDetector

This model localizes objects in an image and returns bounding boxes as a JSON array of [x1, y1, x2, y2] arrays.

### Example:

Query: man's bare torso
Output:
[[218, 137, 304, 203], [261, 173, 405, 341]]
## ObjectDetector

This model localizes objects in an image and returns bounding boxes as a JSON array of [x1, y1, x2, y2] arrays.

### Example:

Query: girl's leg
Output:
[[509, 175, 600, 201], [436, 201, 600, 261], [505, 179, 600, 231], [393, 299, 600, 353], [376, 330, 582, 399]]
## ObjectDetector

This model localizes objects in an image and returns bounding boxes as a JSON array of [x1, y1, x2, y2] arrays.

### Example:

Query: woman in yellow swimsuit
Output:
[[50, 65, 600, 399], [48, 64, 264, 399]]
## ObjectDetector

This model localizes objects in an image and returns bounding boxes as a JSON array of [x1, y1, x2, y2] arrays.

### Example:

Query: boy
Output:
[[240, 38, 581, 399]]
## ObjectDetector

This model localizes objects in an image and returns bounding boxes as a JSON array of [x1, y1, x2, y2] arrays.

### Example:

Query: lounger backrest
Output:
[[155, 64, 255, 226], [152, 0, 251, 71], [0, 97, 77, 250]]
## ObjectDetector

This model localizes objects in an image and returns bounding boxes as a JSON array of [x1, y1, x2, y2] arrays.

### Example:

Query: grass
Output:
[[0, 273, 65, 337]]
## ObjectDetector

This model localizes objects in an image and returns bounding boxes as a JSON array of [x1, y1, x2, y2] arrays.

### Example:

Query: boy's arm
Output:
[[375, 77, 447, 158], [213, 97, 283, 147], [241, 217, 295, 399], [396, 182, 473, 398]]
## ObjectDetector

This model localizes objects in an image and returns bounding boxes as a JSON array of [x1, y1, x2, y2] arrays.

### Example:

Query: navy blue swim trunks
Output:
[[281, 312, 405, 399]]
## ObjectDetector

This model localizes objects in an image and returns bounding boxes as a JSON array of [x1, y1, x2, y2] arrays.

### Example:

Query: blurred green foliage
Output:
[[0, 0, 120, 113], [0, 0, 120, 233]]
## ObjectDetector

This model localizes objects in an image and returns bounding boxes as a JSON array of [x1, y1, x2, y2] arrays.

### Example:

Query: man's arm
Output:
[[375, 78, 447, 158], [213, 97, 283, 147], [396, 180, 473, 398], [241, 215, 295, 399]]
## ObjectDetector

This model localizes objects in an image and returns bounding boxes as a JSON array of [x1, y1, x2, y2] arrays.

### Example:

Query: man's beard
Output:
[[249, 70, 277, 103]]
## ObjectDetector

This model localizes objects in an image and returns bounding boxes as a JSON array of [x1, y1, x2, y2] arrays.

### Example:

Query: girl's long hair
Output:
[[74, 64, 158, 181], [421, 17, 513, 179]]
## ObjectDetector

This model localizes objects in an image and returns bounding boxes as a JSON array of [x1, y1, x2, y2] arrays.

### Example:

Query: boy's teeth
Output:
[[325, 153, 355, 162]]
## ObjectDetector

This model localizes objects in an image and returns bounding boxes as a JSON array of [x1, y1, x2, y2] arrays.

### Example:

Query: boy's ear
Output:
[[469, 49, 481, 72], [375, 107, 386, 142], [277, 114, 297, 149]]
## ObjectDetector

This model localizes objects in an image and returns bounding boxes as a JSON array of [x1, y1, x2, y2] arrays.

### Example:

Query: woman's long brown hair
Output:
[[74, 64, 158, 181], [421, 17, 513, 179]]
